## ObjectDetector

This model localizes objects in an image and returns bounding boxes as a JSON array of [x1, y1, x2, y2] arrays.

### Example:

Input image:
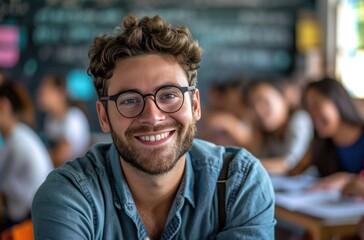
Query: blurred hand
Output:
[[204, 111, 252, 146], [342, 175, 364, 198], [309, 172, 352, 191], [206, 111, 239, 131]]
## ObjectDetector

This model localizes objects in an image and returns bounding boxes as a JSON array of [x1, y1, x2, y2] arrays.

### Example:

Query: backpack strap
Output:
[[217, 152, 234, 231]]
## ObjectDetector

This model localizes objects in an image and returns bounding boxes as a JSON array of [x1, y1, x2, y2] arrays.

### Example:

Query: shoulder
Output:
[[61, 143, 112, 177], [189, 138, 262, 176], [32, 143, 115, 238], [12, 123, 36, 141], [11, 124, 48, 155], [287, 110, 313, 131], [66, 107, 89, 123], [38, 143, 112, 193], [290, 110, 312, 124]]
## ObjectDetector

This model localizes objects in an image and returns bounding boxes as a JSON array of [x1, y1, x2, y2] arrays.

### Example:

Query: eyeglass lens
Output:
[[116, 86, 185, 118]]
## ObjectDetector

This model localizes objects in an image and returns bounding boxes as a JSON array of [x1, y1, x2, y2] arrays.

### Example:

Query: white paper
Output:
[[271, 175, 364, 221]]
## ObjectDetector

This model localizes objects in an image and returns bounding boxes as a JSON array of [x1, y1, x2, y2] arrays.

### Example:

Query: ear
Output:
[[192, 89, 201, 121], [96, 101, 111, 133]]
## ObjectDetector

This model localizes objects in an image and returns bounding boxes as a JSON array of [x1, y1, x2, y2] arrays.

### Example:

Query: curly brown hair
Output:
[[87, 15, 203, 97]]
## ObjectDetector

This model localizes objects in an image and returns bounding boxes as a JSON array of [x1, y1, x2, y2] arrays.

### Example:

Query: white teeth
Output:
[[139, 132, 169, 142]]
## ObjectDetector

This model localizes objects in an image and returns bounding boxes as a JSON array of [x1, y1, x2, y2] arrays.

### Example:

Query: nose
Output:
[[137, 96, 166, 124]]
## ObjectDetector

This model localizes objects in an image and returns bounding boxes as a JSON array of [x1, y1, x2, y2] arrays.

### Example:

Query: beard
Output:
[[109, 119, 196, 176]]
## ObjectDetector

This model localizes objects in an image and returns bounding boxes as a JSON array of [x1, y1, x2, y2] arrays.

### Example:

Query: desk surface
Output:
[[275, 205, 359, 240]]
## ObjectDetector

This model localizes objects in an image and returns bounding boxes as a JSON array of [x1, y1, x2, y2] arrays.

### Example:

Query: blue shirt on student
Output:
[[336, 129, 364, 173], [32, 138, 275, 239]]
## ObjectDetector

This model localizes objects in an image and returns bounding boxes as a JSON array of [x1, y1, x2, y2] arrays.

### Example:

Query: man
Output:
[[32, 15, 275, 239]]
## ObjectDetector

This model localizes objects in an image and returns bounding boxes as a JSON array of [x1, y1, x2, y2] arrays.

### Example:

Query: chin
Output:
[[317, 130, 330, 139], [263, 124, 277, 133]]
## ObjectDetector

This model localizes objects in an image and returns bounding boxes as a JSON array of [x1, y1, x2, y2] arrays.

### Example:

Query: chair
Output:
[[0, 219, 33, 240]]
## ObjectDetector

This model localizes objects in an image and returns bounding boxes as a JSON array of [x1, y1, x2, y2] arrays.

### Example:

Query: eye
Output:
[[116, 91, 143, 106], [120, 98, 140, 105], [161, 93, 178, 99], [157, 87, 182, 102]]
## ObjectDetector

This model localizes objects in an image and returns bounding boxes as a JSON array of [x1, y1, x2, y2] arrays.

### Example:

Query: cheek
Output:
[[108, 108, 132, 135], [177, 104, 194, 126], [252, 98, 269, 118], [38, 90, 50, 103], [314, 104, 340, 137], [324, 106, 340, 130]]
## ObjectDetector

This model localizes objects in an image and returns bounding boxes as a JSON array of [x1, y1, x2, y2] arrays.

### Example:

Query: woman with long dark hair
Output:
[[303, 77, 364, 189]]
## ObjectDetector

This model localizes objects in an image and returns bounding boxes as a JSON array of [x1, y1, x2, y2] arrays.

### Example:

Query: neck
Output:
[[121, 156, 186, 239], [122, 157, 185, 207], [332, 122, 362, 147]]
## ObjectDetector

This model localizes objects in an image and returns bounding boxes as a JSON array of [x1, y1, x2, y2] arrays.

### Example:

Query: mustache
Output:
[[125, 122, 182, 135]]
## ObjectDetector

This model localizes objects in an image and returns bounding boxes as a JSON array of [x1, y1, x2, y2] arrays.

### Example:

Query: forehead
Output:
[[306, 88, 328, 102], [253, 83, 281, 99], [108, 54, 189, 95]]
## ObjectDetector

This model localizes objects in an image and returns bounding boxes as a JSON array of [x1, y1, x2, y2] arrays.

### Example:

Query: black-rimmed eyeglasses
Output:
[[99, 85, 196, 118]]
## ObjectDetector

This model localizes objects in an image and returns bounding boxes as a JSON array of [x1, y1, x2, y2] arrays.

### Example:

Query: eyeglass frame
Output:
[[99, 85, 196, 118]]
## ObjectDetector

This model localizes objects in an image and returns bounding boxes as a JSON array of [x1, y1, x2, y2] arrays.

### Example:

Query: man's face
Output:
[[97, 54, 201, 175]]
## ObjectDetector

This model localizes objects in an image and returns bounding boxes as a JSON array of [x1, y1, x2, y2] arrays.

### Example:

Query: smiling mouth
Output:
[[136, 131, 173, 142]]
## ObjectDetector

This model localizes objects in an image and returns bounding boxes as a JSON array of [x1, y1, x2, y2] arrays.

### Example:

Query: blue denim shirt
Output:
[[32, 139, 275, 239]]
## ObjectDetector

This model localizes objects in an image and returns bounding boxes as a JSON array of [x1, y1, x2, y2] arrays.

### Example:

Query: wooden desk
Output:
[[275, 205, 359, 240]]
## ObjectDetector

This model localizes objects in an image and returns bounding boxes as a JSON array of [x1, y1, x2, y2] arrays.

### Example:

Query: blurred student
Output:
[[303, 77, 364, 190], [199, 79, 262, 154], [248, 79, 314, 175], [37, 74, 91, 167], [13, 83, 37, 129], [0, 82, 53, 231]]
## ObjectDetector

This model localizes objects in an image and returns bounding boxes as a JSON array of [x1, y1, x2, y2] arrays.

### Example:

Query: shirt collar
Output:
[[182, 152, 196, 208], [107, 144, 133, 209]]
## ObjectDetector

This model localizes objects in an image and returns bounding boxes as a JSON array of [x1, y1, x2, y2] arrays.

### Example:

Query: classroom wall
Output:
[[0, 0, 316, 132]]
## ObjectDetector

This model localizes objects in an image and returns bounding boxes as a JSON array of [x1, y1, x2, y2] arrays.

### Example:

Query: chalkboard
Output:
[[0, 0, 315, 131]]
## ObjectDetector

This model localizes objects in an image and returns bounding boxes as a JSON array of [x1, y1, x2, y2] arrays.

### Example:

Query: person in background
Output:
[[281, 78, 306, 111], [13, 83, 37, 130], [302, 77, 364, 190], [248, 79, 314, 175], [0, 81, 53, 232], [31, 14, 275, 239], [37, 74, 91, 167], [198, 79, 260, 154]]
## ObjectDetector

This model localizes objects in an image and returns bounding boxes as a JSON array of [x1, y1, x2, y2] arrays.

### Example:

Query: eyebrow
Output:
[[112, 82, 184, 95]]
